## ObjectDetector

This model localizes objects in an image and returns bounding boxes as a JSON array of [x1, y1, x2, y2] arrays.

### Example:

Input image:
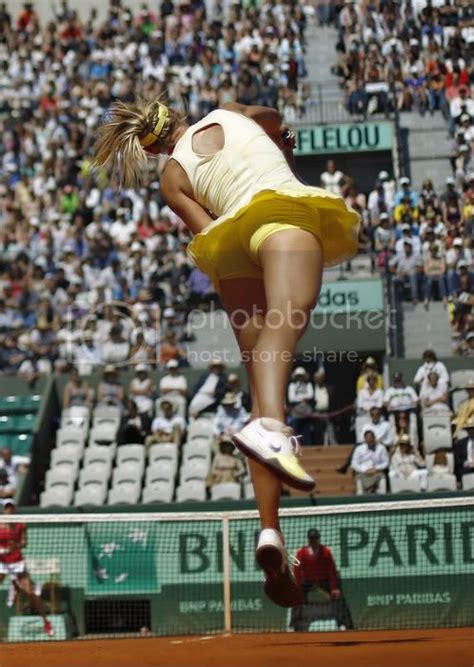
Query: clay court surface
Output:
[[2, 628, 473, 667]]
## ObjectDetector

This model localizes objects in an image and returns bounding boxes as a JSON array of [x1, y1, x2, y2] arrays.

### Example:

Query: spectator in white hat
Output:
[[287, 367, 314, 445], [395, 176, 419, 207], [213, 392, 250, 439], [460, 331, 474, 358], [446, 238, 472, 295], [394, 224, 422, 257], [377, 170, 395, 208], [374, 213, 394, 270], [389, 435, 427, 492]]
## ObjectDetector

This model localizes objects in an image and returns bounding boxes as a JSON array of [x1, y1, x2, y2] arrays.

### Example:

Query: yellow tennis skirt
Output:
[[187, 187, 361, 287]]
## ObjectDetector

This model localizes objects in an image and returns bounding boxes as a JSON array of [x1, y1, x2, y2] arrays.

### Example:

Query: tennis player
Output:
[[0, 500, 53, 636], [94, 100, 360, 607]]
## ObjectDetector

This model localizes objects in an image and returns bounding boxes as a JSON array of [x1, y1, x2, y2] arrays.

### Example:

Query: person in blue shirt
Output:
[[394, 176, 419, 207], [404, 65, 428, 115]]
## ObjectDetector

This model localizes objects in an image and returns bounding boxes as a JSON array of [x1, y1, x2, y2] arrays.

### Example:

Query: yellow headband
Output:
[[139, 104, 169, 148]]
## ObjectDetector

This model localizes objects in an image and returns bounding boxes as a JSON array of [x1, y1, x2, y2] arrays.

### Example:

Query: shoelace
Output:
[[281, 426, 303, 456], [288, 553, 301, 568]]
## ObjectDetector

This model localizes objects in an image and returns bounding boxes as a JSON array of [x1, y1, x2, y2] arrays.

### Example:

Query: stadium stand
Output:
[[0, 0, 472, 509]]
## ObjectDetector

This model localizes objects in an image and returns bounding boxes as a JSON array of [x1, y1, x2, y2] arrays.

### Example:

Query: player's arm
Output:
[[293, 547, 305, 585], [325, 548, 340, 596], [221, 103, 296, 154], [20, 526, 27, 549], [221, 102, 282, 136], [161, 162, 214, 235]]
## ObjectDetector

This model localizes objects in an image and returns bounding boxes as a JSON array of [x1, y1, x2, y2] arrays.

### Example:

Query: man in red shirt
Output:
[[0, 500, 53, 636], [290, 528, 353, 631]]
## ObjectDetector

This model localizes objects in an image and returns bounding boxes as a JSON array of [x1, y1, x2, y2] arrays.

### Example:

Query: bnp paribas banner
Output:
[[82, 508, 474, 634]]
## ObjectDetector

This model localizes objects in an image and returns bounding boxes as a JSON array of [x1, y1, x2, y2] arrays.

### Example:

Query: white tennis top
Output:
[[170, 109, 297, 218]]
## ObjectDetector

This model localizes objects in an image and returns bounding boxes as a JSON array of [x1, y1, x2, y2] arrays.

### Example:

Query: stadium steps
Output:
[[401, 301, 453, 358], [300, 24, 353, 125], [284, 445, 354, 497], [186, 310, 241, 367], [398, 112, 452, 190]]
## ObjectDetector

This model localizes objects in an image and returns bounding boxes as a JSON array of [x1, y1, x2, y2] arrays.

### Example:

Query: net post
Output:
[[222, 513, 232, 634]]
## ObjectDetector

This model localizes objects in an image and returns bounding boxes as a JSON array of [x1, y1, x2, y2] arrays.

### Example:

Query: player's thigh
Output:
[[218, 277, 267, 351], [16, 572, 32, 593], [259, 228, 323, 314]]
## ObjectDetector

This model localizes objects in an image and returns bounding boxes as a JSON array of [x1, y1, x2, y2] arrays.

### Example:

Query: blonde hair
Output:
[[92, 98, 184, 188]]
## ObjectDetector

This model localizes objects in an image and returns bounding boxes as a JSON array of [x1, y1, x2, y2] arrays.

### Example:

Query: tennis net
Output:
[[1, 496, 473, 641]]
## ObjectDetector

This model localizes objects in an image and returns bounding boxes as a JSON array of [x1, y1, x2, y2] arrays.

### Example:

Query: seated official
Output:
[[290, 528, 353, 631]]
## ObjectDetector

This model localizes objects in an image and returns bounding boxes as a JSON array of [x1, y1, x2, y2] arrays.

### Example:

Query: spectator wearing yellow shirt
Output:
[[462, 191, 474, 238], [453, 378, 474, 439], [356, 357, 383, 393], [393, 196, 420, 225]]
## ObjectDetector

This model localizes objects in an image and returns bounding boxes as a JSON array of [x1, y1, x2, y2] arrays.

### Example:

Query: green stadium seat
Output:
[[11, 414, 36, 434], [0, 415, 14, 433], [0, 396, 22, 414], [9, 434, 33, 457], [0, 394, 41, 416], [19, 395, 42, 412], [0, 434, 11, 449]]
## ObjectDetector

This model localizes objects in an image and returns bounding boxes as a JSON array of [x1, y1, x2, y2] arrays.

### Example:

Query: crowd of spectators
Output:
[[51, 346, 473, 499], [317, 155, 473, 355], [331, 0, 474, 119], [59, 357, 254, 496], [0, 0, 314, 378], [336, 349, 474, 493], [319, 1, 474, 350]]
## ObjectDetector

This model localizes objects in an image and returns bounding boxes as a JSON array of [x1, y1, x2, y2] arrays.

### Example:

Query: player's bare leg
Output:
[[16, 574, 54, 637], [220, 241, 323, 608], [232, 229, 322, 491], [219, 278, 282, 533]]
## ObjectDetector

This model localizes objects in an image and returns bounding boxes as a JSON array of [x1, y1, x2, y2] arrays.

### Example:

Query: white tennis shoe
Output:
[[232, 418, 315, 491], [256, 528, 303, 608]]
